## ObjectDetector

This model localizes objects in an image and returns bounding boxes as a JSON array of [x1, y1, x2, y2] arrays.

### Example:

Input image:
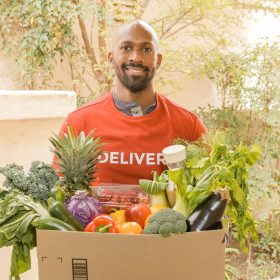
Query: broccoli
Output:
[[26, 178, 51, 202], [0, 161, 58, 203], [0, 164, 28, 191], [144, 208, 187, 237], [28, 161, 58, 189]]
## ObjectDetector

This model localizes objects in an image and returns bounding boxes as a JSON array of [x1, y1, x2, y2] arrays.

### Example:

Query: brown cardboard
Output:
[[36, 229, 225, 280]]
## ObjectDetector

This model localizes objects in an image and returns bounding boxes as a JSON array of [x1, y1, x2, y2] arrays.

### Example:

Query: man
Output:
[[58, 20, 207, 184]]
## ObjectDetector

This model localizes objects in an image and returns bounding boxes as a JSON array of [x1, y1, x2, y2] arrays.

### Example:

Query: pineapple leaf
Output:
[[49, 125, 104, 192]]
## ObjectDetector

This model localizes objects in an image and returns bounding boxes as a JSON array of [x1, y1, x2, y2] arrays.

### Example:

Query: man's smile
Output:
[[122, 63, 149, 76], [125, 66, 147, 75], [117, 60, 154, 92]]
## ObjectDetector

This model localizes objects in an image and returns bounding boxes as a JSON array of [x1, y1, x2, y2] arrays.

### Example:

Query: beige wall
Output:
[[0, 118, 65, 167], [0, 54, 18, 89], [0, 90, 76, 169], [167, 78, 219, 111]]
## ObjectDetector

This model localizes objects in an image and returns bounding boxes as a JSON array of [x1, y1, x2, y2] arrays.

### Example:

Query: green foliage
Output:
[[170, 132, 262, 251], [225, 248, 241, 280], [1, 0, 279, 97], [249, 209, 280, 279], [192, 34, 280, 279], [195, 40, 280, 247], [192, 41, 280, 111], [0, 0, 81, 87], [195, 42, 280, 226]]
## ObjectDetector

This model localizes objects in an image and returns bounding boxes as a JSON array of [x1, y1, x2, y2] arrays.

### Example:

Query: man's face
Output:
[[109, 24, 162, 93]]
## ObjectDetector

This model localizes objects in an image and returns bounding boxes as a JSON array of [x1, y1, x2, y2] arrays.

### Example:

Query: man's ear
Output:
[[156, 53, 162, 69], [108, 52, 113, 63]]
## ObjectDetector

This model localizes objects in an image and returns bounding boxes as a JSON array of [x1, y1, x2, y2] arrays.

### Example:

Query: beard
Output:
[[114, 62, 156, 93]]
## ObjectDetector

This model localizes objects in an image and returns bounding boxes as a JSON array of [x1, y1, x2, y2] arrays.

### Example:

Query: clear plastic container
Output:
[[166, 159, 186, 170], [94, 184, 150, 214], [162, 144, 186, 207]]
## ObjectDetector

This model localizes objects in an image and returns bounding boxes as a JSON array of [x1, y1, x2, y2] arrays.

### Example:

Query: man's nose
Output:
[[129, 50, 144, 63]]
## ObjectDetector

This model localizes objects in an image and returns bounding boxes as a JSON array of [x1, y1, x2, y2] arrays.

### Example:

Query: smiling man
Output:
[[57, 20, 207, 184], [109, 21, 161, 104]]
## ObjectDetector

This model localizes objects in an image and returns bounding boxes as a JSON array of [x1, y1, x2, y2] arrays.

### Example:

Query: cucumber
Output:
[[50, 185, 65, 204], [32, 217, 76, 231], [48, 201, 83, 231]]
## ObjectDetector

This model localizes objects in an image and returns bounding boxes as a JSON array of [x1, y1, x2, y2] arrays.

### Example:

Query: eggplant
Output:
[[205, 221, 223, 231], [186, 189, 229, 232]]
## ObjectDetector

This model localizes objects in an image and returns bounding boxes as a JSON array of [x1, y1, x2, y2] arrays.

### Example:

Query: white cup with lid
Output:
[[162, 144, 186, 170], [162, 144, 186, 207]]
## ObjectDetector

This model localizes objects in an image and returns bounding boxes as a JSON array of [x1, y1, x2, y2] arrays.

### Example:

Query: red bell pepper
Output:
[[84, 214, 119, 233]]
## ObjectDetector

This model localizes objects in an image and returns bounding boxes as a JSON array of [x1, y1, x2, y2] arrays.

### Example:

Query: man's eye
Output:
[[120, 46, 131, 51], [143, 47, 152, 53]]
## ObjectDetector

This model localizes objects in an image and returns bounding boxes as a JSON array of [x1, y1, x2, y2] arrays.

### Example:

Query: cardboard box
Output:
[[36, 229, 225, 280]]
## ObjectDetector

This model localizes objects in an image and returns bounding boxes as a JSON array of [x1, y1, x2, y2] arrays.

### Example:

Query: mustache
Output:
[[122, 62, 149, 71]]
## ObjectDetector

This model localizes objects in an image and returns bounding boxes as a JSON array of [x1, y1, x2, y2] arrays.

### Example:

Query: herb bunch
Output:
[[173, 132, 262, 252]]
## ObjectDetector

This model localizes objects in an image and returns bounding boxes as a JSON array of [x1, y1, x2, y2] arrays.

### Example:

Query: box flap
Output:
[[37, 229, 225, 280]]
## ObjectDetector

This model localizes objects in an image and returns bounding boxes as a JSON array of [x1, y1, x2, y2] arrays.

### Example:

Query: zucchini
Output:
[[48, 201, 83, 231], [32, 217, 76, 231]]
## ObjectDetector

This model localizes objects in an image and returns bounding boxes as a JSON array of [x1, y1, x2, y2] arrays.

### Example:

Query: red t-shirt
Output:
[[57, 92, 207, 184]]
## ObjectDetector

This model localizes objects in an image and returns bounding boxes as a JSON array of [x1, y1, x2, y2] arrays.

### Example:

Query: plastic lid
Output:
[[162, 144, 186, 163]]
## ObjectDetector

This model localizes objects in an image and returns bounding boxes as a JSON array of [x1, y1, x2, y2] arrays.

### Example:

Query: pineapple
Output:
[[49, 125, 104, 197]]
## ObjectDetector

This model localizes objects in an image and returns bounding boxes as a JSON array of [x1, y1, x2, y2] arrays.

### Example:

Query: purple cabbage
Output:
[[66, 192, 104, 228]]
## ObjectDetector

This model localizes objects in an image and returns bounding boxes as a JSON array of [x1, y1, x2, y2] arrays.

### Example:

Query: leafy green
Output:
[[139, 171, 168, 195], [139, 171, 169, 207], [170, 132, 262, 252], [0, 190, 49, 279], [169, 165, 218, 218]]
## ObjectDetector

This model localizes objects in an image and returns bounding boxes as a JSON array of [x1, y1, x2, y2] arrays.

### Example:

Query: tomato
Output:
[[118, 222, 143, 234], [109, 210, 126, 224], [125, 204, 151, 229]]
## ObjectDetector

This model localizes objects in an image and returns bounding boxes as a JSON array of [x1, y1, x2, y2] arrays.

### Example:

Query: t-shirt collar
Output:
[[112, 92, 157, 116]]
